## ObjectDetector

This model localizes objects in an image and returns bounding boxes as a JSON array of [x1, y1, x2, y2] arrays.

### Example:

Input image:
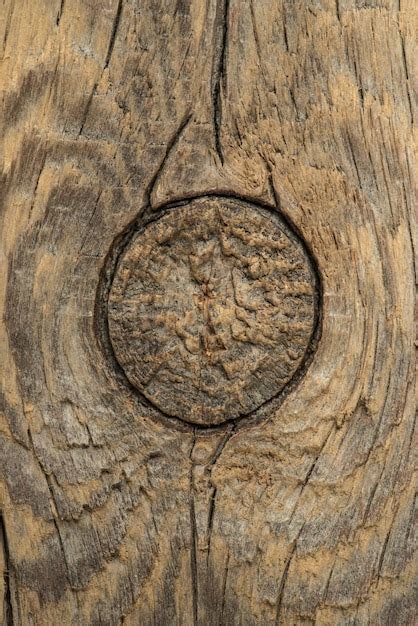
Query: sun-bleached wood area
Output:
[[0, 1, 416, 624]]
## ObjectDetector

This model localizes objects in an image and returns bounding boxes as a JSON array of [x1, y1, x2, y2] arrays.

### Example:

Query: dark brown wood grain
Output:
[[0, 1, 416, 625]]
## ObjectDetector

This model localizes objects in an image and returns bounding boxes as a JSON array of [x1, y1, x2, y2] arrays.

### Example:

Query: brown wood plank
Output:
[[0, 1, 416, 624]]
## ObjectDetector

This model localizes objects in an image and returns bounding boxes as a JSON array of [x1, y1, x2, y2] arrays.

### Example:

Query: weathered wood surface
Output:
[[0, 1, 416, 624]]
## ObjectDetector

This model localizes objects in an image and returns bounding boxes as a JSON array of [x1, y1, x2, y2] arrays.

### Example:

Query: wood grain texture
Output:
[[0, 1, 416, 625]]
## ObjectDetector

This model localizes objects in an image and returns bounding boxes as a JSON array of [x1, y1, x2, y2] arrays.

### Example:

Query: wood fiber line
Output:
[[0, 514, 14, 626]]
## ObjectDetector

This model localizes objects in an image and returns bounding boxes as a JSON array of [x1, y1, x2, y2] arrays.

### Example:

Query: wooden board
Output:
[[0, 1, 416, 624]]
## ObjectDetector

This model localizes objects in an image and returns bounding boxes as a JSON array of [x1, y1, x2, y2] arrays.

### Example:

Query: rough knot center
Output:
[[108, 197, 317, 426]]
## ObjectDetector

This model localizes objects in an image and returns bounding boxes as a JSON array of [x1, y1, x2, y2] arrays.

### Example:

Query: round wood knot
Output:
[[108, 197, 317, 426]]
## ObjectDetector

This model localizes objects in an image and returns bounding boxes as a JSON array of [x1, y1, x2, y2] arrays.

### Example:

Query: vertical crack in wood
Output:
[[1, 2, 14, 59], [249, 0, 262, 68], [144, 111, 192, 208], [322, 558, 336, 603], [274, 538, 298, 626], [362, 462, 386, 525], [206, 426, 234, 560], [399, 32, 413, 125], [346, 130, 363, 189], [26, 428, 71, 586], [104, 0, 123, 70], [220, 550, 230, 621], [188, 428, 234, 624], [406, 207, 417, 283], [212, 0, 230, 165], [28, 153, 47, 222], [0, 513, 14, 626], [78, 0, 123, 136], [189, 430, 199, 625], [56, 0, 65, 26], [282, 10, 289, 53], [78, 83, 97, 137], [205, 486, 217, 560], [301, 424, 334, 486], [335, 0, 341, 23], [376, 498, 402, 579], [44, 474, 72, 584]]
